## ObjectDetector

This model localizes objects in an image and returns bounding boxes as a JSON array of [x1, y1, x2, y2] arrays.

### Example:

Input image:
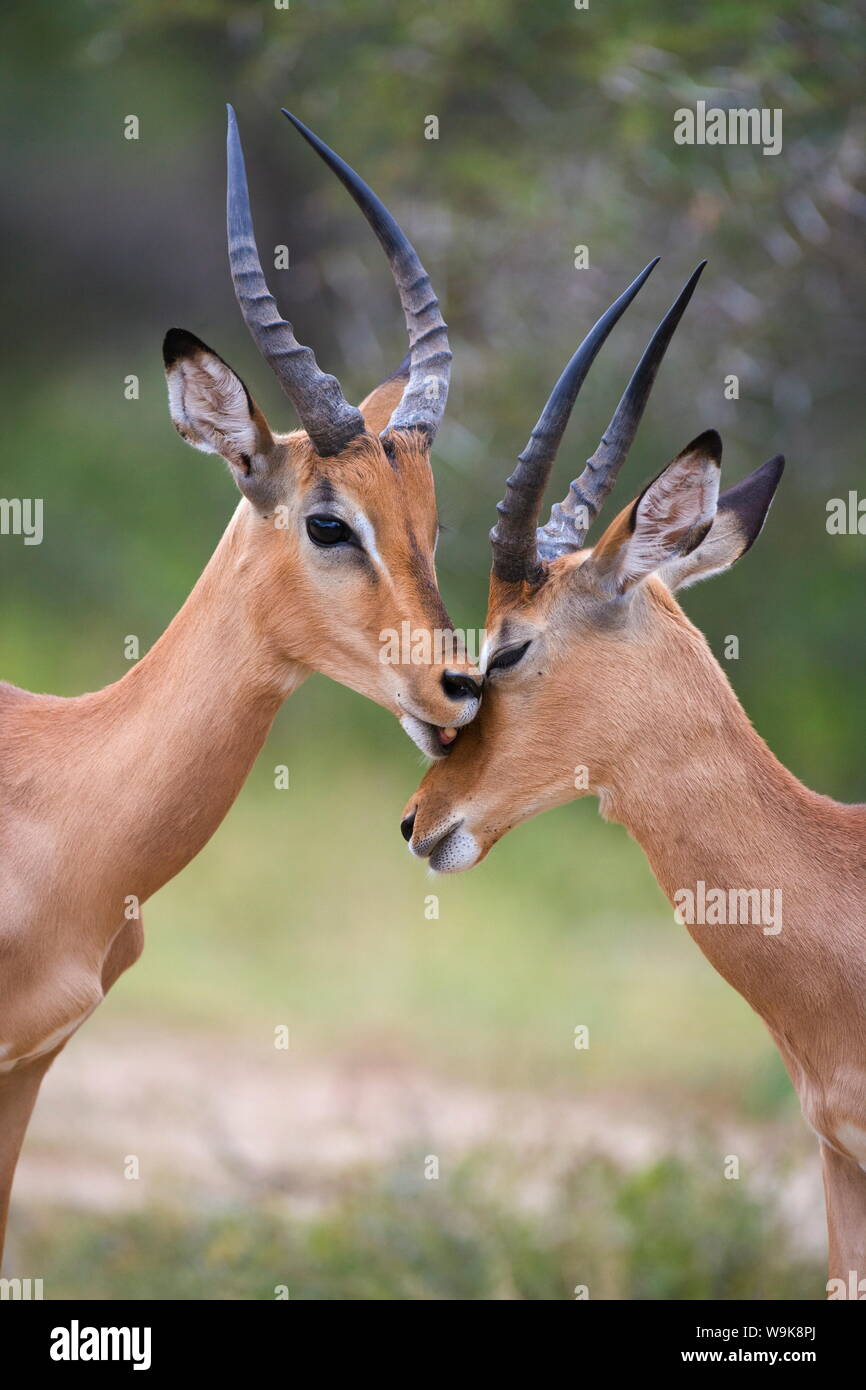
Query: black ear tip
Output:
[[743, 453, 785, 500], [162, 328, 210, 368], [683, 428, 722, 463], [704, 427, 722, 457]]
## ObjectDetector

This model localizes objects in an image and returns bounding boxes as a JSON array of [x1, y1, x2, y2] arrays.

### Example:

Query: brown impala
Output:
[[402, 262, 866, 1292], [0, 108, 481, 1262]]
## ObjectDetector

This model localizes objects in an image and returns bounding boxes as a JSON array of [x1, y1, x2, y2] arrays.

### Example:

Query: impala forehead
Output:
[[305, 463, 438, 542]]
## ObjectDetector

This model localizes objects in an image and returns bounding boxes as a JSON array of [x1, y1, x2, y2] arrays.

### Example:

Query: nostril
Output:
[[400, 810, 417, 842], [441, 670, 481, 702]]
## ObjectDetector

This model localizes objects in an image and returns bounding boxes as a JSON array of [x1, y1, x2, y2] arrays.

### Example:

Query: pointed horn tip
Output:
[[685, 259, 708, 287], [630, 255, 661, 289], [281, 108, 313, 141]]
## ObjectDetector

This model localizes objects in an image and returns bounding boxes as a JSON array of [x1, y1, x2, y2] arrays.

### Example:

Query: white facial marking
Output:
[[351, 509, 390, 579], [428, 824, 481, 874]]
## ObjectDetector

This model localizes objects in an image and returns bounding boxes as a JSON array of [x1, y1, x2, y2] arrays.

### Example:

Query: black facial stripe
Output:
[[308, 477, 337, 508]]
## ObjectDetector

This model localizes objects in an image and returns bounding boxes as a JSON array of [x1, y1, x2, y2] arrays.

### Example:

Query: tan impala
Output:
[[0, 108, 481, 1261], [402, 261, 866, 1292]]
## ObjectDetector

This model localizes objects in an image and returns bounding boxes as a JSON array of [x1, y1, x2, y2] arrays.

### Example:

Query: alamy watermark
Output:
[[674, 101, 782, 157], [0, 497, 43, 545], [380, 623, 486, 667], [0, 1276, 43, 1299], [826, 492, 866, 535], [674, 880, 782, 936]]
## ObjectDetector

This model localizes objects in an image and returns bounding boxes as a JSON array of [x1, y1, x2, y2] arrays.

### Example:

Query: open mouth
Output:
[[399, 714, 461, 760]]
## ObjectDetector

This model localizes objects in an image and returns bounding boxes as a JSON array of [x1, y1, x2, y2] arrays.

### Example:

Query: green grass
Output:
[[14, 1151, 821, 1301]]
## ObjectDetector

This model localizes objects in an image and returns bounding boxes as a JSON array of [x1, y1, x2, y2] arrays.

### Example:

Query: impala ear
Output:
[[163, 329, 285, 511], [588, 430, 722, 595], [659, 454, 785, 591], [357, 355, 411, 435]]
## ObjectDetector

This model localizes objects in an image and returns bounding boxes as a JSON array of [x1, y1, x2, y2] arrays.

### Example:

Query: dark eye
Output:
[[488, 641, 531, 672], [306, 515, 355, 547]]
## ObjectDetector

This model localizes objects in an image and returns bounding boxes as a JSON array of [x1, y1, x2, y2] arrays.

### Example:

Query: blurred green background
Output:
[[1, 0, 863, 1299]]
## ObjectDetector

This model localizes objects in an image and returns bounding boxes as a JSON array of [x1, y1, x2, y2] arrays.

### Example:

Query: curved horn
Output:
[[536, 261, 706, 562], [490, 259, 659, 585], [282, 109, 452, 444], [226, 105, 364, 457]]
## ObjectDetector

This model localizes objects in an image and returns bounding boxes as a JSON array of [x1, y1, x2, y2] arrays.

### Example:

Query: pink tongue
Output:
[[438, 726, 457, 746]]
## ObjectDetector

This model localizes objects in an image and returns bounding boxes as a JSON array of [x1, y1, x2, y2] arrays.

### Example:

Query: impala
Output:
[[402, 261, 866, 1292], [0, 108, 481, 1261]]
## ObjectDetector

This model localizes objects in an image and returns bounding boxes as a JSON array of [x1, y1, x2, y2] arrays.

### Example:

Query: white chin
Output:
[[428, 825, 482, 874], [399, 714, 449, 760]]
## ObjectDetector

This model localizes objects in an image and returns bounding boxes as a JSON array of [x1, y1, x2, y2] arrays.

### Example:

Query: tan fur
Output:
[[0, 377, 475, 1262], [407, 510, 866, 1289]]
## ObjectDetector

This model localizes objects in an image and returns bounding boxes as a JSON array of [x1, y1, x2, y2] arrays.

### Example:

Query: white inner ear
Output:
[[660, 507, 744, 591], [618, 457, 720, 588], [167, 354, 257, 462]]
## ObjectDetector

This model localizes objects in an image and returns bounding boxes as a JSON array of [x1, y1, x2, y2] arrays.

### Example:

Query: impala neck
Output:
[[598, 621, 838, 1013], [85, 503, 306, 905]]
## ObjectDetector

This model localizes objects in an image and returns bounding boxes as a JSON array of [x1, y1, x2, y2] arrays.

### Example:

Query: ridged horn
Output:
[[490, 259, 659, 584], [226, 105, 364, 457], [536, 261, 706, 561], [282, 109, 451, 444]]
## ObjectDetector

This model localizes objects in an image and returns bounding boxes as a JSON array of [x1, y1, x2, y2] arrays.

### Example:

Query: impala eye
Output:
[[488, 640, 531, 672], [306, 515, 354, 547]]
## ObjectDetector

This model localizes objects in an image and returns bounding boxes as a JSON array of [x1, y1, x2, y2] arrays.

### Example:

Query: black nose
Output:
[[400, 810, 417, 842], [441, 670, 481, 701]]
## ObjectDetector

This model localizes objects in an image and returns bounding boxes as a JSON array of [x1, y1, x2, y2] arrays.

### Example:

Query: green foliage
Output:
[[15, 1149, 820, 1300]]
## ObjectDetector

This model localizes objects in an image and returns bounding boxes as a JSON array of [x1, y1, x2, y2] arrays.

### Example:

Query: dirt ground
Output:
[[7, 1023, 826, 1260]]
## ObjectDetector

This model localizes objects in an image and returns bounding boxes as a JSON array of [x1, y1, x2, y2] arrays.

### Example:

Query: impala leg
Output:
[[0, 915, 143, 1268], [0, 1051, 58, 1268], [820, 1141, 866, 1296]]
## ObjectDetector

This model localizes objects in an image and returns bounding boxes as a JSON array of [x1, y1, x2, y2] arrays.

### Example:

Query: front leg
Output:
[[821, 1141, 866, 1297], [0, 913, 144, 1266], [0, 1051, 58, 1266]]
